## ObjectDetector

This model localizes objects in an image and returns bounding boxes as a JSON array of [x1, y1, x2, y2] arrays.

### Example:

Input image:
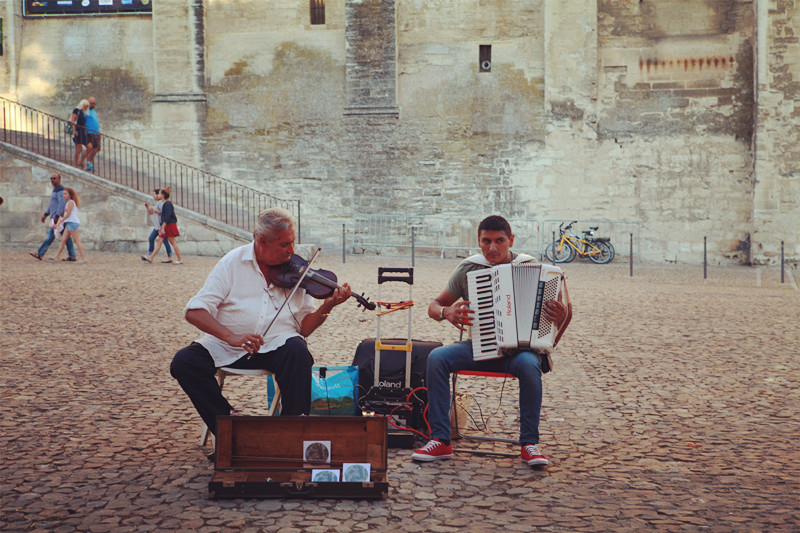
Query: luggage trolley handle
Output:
[[374, 267, 414, 389], [377, 267, 413, 285]]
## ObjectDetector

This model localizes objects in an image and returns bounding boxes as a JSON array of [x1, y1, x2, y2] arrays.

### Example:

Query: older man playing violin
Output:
[[170, 207, 351, 443]]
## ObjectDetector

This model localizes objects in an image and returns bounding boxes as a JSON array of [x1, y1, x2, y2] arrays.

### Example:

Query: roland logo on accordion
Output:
[[467, 263, 563, 361]]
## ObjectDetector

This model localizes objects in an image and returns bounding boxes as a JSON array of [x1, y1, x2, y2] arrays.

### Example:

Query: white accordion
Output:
[[467, 263, 563, 361]]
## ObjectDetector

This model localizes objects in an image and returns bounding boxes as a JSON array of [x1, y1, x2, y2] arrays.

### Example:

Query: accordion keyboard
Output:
[[467, 263, 563, 361], [467, 269, 502, 361]]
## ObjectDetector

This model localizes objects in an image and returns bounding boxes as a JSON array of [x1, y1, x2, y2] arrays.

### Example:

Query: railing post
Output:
[[342, 224, 346, 264]]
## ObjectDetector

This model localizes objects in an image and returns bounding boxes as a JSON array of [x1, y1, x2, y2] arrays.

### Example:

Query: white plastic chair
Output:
[[200, 367, 282, 446]]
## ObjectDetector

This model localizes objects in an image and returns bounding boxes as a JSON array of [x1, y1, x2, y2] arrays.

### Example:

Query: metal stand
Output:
[[450, 371, 520, 457]]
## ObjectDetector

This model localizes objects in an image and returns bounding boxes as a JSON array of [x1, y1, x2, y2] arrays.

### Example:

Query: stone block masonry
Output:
[[2, 0, 797, 265]]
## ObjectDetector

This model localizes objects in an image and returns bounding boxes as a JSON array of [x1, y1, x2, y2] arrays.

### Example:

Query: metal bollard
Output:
[[411, 226, 416, 267], [630, 233, 633, 277]]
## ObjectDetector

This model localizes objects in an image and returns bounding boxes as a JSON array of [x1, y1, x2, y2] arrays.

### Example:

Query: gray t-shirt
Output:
[[150, 200, 165, 228], [444, 251, 528, 301]]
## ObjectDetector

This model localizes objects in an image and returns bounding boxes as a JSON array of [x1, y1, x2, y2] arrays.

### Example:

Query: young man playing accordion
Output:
[[411, 215, 569, 466]]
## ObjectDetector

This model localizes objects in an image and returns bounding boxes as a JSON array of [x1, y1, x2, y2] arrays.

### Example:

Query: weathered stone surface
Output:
[[0, 0, 797, 264]]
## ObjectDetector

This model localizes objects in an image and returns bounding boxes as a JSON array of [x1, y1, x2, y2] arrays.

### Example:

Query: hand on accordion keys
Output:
[[442, 301, 474, 332], [443, 299, 565, 331]]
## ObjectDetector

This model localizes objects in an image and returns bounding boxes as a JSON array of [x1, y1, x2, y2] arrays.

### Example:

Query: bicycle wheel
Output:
[[591, 240, 617, 263], [604, 241, 616, 262], [588, 241, 613, 264], [546, 241, 576, 263]]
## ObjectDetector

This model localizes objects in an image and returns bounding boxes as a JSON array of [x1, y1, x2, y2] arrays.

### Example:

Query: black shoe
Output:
[[207, 451, 216, 463], [62, 257, 77, 262]]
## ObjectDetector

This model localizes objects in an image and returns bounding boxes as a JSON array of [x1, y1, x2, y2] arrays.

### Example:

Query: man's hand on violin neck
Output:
[[324, 283, 352, 308]]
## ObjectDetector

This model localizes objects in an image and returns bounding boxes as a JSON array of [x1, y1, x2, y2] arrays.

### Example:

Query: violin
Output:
[[268, 254, 376, 311]]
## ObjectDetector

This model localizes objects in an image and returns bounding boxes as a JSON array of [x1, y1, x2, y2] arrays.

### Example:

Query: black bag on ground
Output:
[[352, 338, 442, 399]]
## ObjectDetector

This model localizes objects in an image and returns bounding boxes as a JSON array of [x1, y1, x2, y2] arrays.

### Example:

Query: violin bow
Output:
[[261, 247, 322, 338]]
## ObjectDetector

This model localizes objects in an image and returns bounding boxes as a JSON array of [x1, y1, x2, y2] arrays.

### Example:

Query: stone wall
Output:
[[753, 0, 800, 263], [2, 4, 154, 136], [1, 0, 797, 265]]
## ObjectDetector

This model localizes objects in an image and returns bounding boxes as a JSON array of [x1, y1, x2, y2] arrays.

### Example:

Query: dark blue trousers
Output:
[[170, 337, 313, 436]]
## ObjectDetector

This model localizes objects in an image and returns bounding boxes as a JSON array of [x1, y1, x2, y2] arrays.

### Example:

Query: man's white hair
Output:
[[254, 207, 296, 241]]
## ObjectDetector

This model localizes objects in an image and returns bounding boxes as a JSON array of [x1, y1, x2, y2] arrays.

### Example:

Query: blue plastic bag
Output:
[[310, 366, 359, 416]]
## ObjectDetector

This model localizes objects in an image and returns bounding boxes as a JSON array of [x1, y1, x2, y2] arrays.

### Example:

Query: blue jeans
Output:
[[426, 341, 543, 445], [148, 228, 172, 257], [37, 226, 75, 258]]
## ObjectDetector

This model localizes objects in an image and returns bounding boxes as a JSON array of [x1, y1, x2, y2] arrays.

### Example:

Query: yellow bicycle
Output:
[[545, 221, 614, 264]]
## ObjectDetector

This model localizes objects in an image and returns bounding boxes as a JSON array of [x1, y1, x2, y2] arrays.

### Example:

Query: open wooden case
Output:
[[209, 416, 389, 499]]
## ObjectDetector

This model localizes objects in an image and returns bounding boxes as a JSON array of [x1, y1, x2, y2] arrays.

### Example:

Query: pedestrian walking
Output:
[[141, 187, 183, 264], [84, 96, 101, 172], [144, 188, 174, 262], [53, 187, 87, 264], [29, 173, 76, 261], [71, 99, 91, 169]]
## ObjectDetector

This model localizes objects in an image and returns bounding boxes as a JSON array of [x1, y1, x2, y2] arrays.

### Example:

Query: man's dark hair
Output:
[[161, 189, 170, 200], [478, 215, 512, 237]]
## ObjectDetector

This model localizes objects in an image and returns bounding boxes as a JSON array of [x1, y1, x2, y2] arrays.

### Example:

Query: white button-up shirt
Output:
[[184, 242, 316, 367]]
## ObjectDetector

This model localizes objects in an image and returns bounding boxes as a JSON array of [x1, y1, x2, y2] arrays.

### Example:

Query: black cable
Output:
[[460, 374, 510, 433]]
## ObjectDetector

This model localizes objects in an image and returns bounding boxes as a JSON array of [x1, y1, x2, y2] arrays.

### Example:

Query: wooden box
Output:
[[209, 416, 389, 499]]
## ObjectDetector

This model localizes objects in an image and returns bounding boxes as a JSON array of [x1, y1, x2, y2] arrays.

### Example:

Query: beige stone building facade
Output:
[[1, 0, 798, 264]]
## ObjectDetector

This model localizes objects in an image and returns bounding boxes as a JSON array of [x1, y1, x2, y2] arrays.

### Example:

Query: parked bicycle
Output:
[[545, 221, 614, 264], [583, 225, 615, 262]]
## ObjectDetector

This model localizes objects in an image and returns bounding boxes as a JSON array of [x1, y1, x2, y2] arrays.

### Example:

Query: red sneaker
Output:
[[521, 444, 548, 466], [411, 439, 453, 462]]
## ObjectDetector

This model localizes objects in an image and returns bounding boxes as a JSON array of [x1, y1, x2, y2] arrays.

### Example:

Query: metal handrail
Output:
[[1, 96, 301, 237]]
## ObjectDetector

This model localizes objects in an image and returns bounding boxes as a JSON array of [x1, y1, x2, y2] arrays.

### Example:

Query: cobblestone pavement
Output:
[[2, 248, 798, 532]]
